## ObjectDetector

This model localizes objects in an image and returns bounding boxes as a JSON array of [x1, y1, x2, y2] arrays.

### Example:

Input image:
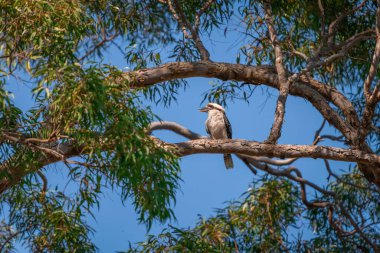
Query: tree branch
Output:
[[2, 121, 379, 195], [338, 203, 379, 251], [79, 33, 118, 61], [310, 29, 376, 70], [359, 1, 380, 145], [194, 0, 215, 33], [164, 0, 211, 61], [122, 61, 357, 142], [148, 121, 206, 139], [263, 1, 290, 144], [170, 139, 380, 165], [326, 0, 368, 46], [123, 60, 377, 184], [245, 158, 334, 206]]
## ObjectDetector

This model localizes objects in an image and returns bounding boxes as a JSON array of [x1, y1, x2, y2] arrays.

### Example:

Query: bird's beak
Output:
[[198, 107, 208, 112]]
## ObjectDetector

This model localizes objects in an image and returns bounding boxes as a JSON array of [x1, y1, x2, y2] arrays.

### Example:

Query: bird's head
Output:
[[199, 103, 225, 113]]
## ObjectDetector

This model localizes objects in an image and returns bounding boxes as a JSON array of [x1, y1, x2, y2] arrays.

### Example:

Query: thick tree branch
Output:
[[123, 61, 358, 142], [0, 60, 367, 190], [170, 139, 380, 165], [130, 59, 373, 183], [298, 76, 360, 130], [2, 121, 379, 195]]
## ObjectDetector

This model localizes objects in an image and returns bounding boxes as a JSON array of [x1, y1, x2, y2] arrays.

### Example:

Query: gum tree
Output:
[[0, 0, 379, 251]]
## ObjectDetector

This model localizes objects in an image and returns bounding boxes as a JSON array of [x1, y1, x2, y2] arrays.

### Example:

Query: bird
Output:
[[199, 103, 234, 169]]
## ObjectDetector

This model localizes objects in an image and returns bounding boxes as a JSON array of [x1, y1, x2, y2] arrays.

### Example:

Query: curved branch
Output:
[[245, 157, 334, 205], [148, 120, 337, 206], [36, 171, 48, 193], [122, 61, 358, 142], [249, 156, 297, 166], [148, 121, 206, 140], [300, 76, 361, 130]]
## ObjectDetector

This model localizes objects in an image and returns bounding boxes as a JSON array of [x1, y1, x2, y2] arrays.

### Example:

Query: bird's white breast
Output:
[[206, 110, 228, 139]]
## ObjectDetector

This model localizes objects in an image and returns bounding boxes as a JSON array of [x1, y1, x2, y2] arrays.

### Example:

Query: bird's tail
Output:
[[224, 154, 234, 169]]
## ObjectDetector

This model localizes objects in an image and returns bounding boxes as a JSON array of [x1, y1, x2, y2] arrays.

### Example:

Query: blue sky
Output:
[[87, 77, 342, 252], [84, 43, 340, 251], [8, 24, 348, 253]]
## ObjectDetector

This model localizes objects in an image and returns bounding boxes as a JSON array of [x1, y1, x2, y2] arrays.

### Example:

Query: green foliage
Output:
[[305, 167, 380, 252], [39, 63, 181, 226], [0, 0, 379, 251], [126, 177, 302, 253], [238, 0, 377, 87], [0, 0, 87, 74], [0, 61, 181, 249], [127, 171, 380, 252], [202, 80, 257, 107], [0, 1, 183, 249], [1, 178, 97, 252]]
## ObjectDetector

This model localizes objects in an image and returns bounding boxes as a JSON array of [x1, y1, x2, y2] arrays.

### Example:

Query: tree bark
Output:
[[1, 135, 379, 194], [1, 61, 378, 193]]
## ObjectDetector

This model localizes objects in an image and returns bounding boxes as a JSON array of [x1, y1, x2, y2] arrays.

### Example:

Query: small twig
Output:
[[326, 0, 368, 45], [64, 159, 97, 168], [249, 156, 297, 166], [2, 132, 65, 159], [339, 204, 379, 251], [309, 29, 375, 71], [36, 171, 48, 193], [0, 229, 20, 252], [324, 160, 379, 192], [370, 124, 380, 134], [318, 0, 326, 38], [237, 155, 257, 174], [243, 156, 335, 198], [289, 44, 309, 61], [194, 0, 215, 32], [319, 135, 345, 142], [233, 239, 240, 253], [314, 119, 327, 141], [79, 33, 118, 61], [361, 24, 378, 100]]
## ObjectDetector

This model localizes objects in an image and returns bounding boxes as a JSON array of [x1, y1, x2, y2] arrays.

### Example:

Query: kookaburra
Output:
[[199, 103, 234, 169]]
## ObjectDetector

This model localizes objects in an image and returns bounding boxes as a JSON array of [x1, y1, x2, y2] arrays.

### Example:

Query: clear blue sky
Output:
[[85, 38, 340, 251], [9, 24, 346, 253]]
